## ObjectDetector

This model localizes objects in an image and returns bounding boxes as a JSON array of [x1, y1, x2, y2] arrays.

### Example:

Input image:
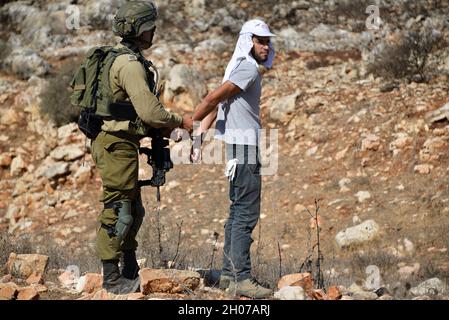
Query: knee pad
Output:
[[113, 200, 134, 243]]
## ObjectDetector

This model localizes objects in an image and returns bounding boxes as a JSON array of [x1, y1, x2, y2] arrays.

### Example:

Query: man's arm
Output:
[[192, 80, 241, 125], [119, 60, 192, 131]]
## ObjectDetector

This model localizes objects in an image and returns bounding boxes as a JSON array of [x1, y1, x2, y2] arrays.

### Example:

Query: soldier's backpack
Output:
[[70, 45, 155, 139]]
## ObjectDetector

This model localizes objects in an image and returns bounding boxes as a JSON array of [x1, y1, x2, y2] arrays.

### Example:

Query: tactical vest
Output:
[[70, 45, 157, 137]]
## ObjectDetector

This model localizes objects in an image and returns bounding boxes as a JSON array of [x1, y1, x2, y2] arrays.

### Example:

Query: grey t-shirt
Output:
[[215, 59, 262, 146]]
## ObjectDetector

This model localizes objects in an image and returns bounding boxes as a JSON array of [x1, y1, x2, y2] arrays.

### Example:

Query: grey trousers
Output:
[[222, 144, 261, 281]]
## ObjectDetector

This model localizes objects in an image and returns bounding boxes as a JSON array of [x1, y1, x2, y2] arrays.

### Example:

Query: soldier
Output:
[[89, 1, 193, 294]]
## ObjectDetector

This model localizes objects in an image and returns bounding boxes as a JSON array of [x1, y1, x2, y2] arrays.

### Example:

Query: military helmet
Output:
[[113, 1, 158, 38]]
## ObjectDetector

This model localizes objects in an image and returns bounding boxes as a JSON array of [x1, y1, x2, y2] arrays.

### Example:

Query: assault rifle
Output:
[[138, 129, 173, 203]]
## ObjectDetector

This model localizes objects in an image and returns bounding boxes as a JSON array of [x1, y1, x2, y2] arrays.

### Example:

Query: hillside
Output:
[[1, 0, 449, 300]]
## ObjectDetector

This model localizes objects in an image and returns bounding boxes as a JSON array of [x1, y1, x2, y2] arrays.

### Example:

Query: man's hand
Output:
[[190, 133, 205, 163], [181, 114, 193, 133]]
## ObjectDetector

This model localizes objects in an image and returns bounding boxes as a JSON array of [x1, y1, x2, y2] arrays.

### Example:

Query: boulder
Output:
[[335, 220, 380, 248], [7, 253, 49, 279], [361, 134, 381, 151], [410, 278, 446, 296], [42, 162, 71, 180], [163, 64, 207, 112], [10, 155, 27, 176], [274, 286, 306, 300], [327, 286, 343, 300], [269, 90, 301, 121], [355, 191, 371, 203], [0, 283, 18, 300], [26, 272, 44, 285], [426, 102, 449, 123], [76, 273, 103, 294], [277, 273, 313, 292], [17, 287, 39, 300], [50, 145, 84, 161], [140, 269, 201, 294]]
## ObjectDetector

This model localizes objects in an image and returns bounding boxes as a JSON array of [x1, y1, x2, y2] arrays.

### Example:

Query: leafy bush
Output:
[[367, 29, 447, 82], [39, 59, 81, 127]]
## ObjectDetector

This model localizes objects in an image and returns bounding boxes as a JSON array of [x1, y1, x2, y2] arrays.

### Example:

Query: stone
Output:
[[336, 147, 349, 161], [42, 162, 71, 180], [74, 164, 92, 183], [426, 102, 449, 123], [0, 283, 18, 300], [10, 155, 27, 176], [269, 90, 301, 121], [58, 269, 79, 289], [414, 164, 433, 175], [410, 278, 446, 296], [277, 273, 313, 292], [0, 153, 12, 167], [30, 284, 48, 293], [163, 64, 207, 111], [50, 145, 84, 161], [274, 286, 306, 300], [355, 191, 371, 203], [76, 273, 103, 294], [26, 272, 44, 285], [327, 286, 342, 300], [17, 287, 39, 300], [361, 134, 381, 151], [7, 253, 49, 279], [390, 133, 412, 153], [0, 108, 20, 125], [311, 289, 328, 300], [335, 220, 380, 248], [57, 123, 78, 140], [140, 269, 201, 294]]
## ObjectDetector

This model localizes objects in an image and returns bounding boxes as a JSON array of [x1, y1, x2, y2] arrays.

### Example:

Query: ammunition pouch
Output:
[[78, 109, 103, 140]]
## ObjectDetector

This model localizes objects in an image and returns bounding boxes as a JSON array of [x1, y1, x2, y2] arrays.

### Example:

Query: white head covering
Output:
[[222, 19, 276, 83]]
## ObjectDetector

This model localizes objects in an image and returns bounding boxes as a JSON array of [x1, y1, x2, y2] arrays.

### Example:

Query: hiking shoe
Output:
[[218, 275, 233, 289], [229, 278, 272, 299], [102, 259, 140, 295]]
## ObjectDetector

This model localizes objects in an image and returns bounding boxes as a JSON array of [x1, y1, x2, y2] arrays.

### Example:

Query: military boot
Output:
[[228, 278, 272, 299], [218, 274, 233, 289], [121, 250, 140, 280], [102, 260, 140, 294]]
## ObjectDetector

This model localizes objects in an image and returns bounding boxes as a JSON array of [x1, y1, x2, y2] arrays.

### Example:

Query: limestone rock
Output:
[[76, 273, 103, 294], [410, 278, 446, 296], [335, 220, 380, 248], [0, 282, 18, 300], [140, 268, 200, 294], [7, 253, 49, 279], [274, 286, 306, 300], [270, 90, 301, 121], [277, 273, 313, 292], [17, 287, 39, 300], [50, 145, 84, 161]]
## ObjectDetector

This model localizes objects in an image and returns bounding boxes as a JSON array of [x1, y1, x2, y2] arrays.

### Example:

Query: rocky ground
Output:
[[1, 0, 449, 300]]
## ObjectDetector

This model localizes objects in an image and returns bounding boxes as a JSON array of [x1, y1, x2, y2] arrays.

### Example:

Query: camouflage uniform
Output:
[[78, 2, 186, 294], [92, 45, 182, 261]]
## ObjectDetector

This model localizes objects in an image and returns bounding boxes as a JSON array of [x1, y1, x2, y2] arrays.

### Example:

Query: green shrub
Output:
[[367, 29, 447, 82]]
